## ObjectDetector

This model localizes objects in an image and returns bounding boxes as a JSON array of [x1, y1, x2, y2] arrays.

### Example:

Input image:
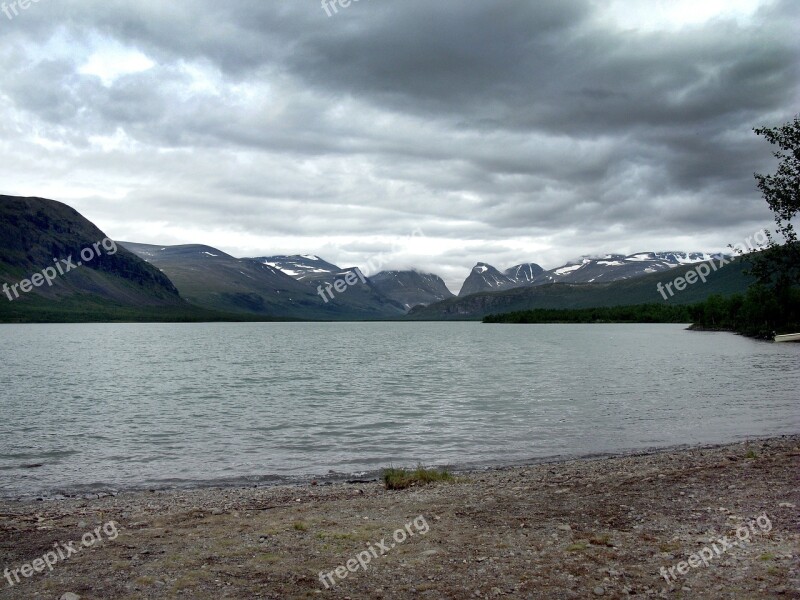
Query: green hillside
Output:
[[0, 196, 217, 323]]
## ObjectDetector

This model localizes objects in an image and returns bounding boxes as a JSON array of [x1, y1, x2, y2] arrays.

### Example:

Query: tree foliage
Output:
[[483, 291, 800, 338], [750, 117, 800, 294]]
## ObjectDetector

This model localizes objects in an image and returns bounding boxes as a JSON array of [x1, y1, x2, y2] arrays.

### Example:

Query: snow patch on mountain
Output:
[[554, 264, 583, 276]]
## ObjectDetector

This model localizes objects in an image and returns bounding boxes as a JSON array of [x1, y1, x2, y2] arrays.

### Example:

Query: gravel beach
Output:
[[1, 436, 798, 599]]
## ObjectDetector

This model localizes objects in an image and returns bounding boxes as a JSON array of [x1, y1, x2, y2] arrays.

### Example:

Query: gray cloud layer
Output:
[[1, 0, 797, 290]]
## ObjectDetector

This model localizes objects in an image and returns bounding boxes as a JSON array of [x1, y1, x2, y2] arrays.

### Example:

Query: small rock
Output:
[[61, 594, 81, 600], [594, 586, 605, 595], [778, 502, 795, 508], [557, 524, 572, 532]]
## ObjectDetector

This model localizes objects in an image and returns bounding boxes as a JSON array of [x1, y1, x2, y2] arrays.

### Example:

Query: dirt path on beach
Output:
[[1, 436, 798, 599]]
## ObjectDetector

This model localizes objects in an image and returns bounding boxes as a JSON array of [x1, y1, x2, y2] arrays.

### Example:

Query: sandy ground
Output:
[[0, 436, 798, 600]]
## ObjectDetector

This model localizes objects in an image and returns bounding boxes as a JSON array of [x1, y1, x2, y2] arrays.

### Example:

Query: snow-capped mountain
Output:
[[251, 254, 406, 314], [458, 263, 517, 296], [459, 262, 546, 296], [456, 253, 728, 297], [534, 252, 729, 285], [120, 242, 327, 316], [505, 263, 545, 284], [254, 254, 342, 281], [122, 243, 732, 317], [256, 254, 372, 294], [370, 270, 454, 310]]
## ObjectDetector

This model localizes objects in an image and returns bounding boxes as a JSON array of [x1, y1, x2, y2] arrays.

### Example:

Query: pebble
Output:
[[60, 594, 81, 600], [593, 586, 605, 595]]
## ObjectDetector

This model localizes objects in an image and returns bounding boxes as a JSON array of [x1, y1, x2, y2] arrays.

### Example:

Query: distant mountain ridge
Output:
[[456, 252, 729, 297], [256, 254, 343, 282], [409, 257, 754, 320], [534, 252, 728, 286], [459, 262, 545, 296], [459, 263, 515, 296], [123, 245, 406, 320], [254, 255, 451, 311], [505, 263, 545, 284], [369, 270, 454, 309], [1, 195, 748, 322]]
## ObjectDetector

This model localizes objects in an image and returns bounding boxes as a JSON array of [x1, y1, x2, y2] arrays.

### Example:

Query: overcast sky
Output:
[[1, 0, 797, 291]]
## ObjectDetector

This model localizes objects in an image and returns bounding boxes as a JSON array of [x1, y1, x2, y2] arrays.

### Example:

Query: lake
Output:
[[1, 322, 798, 498]]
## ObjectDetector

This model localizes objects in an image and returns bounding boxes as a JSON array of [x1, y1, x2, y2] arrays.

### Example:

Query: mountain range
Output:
[[458, 252, 727, 296], [119, 244, 409, 319], [0, 195, 753, 322]]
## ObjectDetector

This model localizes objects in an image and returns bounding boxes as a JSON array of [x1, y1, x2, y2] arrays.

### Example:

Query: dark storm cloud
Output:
[[0, 0, 797, 290]]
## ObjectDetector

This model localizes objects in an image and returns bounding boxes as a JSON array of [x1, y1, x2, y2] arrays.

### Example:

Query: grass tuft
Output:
[[589, 534, 613, 547], [566, 542, 588, 552], [759, 553, 775, 561], [383, 465, 454, 490]]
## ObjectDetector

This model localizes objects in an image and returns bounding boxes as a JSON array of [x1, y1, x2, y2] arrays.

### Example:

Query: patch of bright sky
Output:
[[180, 60, 223, 96], [78, 37, 154, 86], [598, 0, 768, 31], [87, 128, 142, 153]]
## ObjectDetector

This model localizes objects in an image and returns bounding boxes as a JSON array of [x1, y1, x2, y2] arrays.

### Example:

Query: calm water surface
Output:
[[0, 322, 798, 498]]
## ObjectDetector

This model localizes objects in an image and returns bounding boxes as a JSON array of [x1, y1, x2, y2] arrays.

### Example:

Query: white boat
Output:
[[774, 333, 800, 343]]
